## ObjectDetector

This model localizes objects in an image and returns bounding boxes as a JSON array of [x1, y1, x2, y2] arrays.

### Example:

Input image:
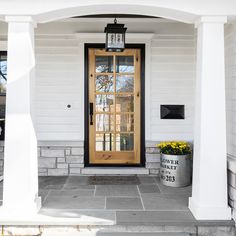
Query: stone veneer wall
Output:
[[0, 141, 161, 176], [227, 156, 236, 222], [38, 141, 161, 176], [0, 141, 4, 176], [38, 141, 84, 176], [145, 141, 160, 175]]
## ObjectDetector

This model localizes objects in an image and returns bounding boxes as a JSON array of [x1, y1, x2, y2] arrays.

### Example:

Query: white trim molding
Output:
[[189, 16, 231, 220], [194, 16, 227, 28]]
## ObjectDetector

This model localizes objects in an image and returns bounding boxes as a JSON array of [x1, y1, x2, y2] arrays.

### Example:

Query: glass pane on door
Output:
[[96, 133, 114, 151], [96, 56, 113, 73], [116, 56, 134, 73], [116, 95, 134, 112], [116, 114, 134, 132], [96, 114, 115, 132], [116, 133, 134, 151], [116, 75, 134, 92], [95, 95, 114, 112], [96, 75, 114, 92]]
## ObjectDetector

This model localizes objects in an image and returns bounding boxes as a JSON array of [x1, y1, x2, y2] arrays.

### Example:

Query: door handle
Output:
[[89, 103, 94, 125]]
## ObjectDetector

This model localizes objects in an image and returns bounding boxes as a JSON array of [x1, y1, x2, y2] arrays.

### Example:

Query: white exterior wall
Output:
[[150, 35, 195, 141], [225, 24, 236, 157], [34, 20, 196, 142], [35, 35, 83, 140]]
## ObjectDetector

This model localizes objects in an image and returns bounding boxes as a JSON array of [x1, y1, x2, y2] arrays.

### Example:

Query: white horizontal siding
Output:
[[35, 35, 83, 140], [35, 32, 196, 142], [150, 36, 196, 141], [225, 30, 236, 157]]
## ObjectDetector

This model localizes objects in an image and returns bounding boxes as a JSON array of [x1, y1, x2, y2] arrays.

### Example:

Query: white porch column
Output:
[[2, 16, 41, 215], [189, 16, 231, 220]]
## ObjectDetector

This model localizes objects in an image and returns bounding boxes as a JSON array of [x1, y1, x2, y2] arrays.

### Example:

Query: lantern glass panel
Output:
[[116, 34, 124, 48], [107, 33, 124, 49], [107, 33, 116, 48]]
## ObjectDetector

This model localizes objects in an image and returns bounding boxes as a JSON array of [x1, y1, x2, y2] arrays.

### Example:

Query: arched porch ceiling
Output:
[[34, 4, 196, 24], [0, 2, 200, 24]]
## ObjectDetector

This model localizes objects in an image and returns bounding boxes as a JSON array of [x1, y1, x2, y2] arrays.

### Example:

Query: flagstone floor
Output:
[[36, 175, 195, 225]]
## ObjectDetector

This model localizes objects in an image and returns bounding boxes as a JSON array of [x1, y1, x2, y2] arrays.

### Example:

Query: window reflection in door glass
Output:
[[96, 133, 114, 151], [96, 75, 114, 92], [116, 133, 134, 151], [96, 114, 115, 132], [116, 114, 134, 132], [96, 56, 113, 73], [116, 56, 134, 73], [116, 75, 134, 92], [96, 95, 114, 112], [116, 95, 134, 112]]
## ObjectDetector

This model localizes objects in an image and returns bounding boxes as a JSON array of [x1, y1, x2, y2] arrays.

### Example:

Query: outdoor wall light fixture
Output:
[[104, 18, 127, 52]]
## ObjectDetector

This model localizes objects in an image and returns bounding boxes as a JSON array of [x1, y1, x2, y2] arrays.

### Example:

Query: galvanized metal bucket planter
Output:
[[160, 153, 191, 187]]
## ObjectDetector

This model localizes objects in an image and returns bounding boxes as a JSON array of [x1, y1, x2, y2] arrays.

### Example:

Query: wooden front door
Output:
[[88, 48, 141, 165]]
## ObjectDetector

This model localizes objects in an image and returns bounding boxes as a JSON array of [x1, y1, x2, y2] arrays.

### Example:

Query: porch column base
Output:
[[0, 197, 41, 221], [0, 196, 42, 217], [189, 197, 231, 220]]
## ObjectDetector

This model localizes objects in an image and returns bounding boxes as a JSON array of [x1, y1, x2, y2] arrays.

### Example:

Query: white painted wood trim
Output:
[[58, 18, 175, 23]]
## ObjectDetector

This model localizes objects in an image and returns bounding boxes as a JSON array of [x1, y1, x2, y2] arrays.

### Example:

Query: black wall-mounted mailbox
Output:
[[160, 105, 185, 119]]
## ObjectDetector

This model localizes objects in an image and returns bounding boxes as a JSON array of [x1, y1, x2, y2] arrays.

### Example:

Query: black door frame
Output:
[[84, 43, 145, 167]]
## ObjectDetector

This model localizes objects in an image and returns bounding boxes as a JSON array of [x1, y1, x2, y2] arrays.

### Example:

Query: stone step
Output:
[[3, 226, 192, 236], [94, 233, 190, 236], [3, 224, 235, 236], [81, 167, 149, 175], [41, 232, 190, 236]]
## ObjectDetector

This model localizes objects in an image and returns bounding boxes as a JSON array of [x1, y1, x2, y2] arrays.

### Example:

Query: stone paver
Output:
[[39, 208, 116, 222], [63, 176, 95, 190], [141, 194, 189, 211], [48, 189, 95, 197], [0, 177, 195, 225], [39, 176, 67, 189], [64, 176, 89, 185], [138, 176, 157, 185], [95, 185, 139, 197], [116, 211, 196, 224], [106, 197, 143, 210], [155, 177, 191, 196], [138, 184, 161, 194], [43, 196, 105, 209], [64, 184, 95, 190]]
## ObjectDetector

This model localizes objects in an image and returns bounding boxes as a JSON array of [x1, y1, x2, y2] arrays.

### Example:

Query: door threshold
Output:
[[81, 167, 149, 175]]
